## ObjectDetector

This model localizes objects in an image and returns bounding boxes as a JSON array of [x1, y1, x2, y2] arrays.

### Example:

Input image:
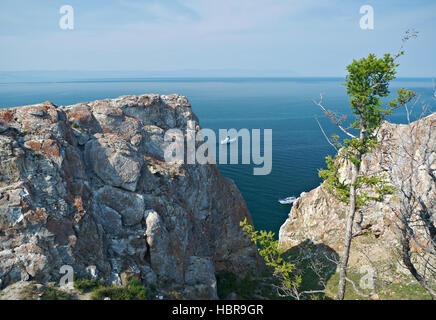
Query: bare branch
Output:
[[344, 277, 372, 298], [313, 94, 356, 139], [394, 29, 419, 60], [315, 115, 339, 152]]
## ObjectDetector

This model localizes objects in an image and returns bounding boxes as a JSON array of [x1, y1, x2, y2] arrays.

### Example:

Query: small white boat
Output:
[[278, 196, 297, 205], [220, 136, 236, 145]]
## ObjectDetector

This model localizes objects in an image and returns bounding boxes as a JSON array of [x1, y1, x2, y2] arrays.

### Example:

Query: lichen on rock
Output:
[[279, 113, 436, 281], [0, 94, 258, 299]]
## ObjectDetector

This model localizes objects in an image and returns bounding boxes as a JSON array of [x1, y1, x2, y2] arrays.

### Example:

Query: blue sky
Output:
[[0, 0, 435, 76]]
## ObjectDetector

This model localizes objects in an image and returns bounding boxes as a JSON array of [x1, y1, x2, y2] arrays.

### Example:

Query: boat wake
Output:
[[278, 196, 297, 205]]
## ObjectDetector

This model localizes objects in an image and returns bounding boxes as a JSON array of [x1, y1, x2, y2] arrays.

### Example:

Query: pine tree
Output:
[[316, 32, 417, 299]]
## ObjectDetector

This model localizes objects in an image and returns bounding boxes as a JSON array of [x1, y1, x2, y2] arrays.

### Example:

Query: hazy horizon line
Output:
[[0, 71, 434, 81]]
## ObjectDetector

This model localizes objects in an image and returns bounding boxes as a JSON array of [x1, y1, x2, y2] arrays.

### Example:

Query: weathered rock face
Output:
[[279, 113, 435, 279], [0, 94, 258, 299]]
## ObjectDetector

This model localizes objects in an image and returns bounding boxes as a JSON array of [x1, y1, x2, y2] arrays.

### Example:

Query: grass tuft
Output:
[[90, 279, 147, 300]]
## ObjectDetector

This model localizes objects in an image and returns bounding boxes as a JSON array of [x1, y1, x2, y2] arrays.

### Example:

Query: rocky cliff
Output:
[[279, 113, 435, 280], [0, 94, 258, 299]]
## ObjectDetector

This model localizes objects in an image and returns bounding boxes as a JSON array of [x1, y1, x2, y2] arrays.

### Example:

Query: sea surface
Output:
[[0, 74, 434, 234]]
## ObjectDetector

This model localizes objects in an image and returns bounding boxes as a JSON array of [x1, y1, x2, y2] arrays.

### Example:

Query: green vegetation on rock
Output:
[[90, 279, 148, 300]]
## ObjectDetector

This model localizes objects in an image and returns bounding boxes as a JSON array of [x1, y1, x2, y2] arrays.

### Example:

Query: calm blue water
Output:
[[0, 75, 434, 233]]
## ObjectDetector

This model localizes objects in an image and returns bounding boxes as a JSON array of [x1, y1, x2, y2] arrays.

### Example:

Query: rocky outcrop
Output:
[[0, 94, 258, 299], [279, 113, 435, 280]]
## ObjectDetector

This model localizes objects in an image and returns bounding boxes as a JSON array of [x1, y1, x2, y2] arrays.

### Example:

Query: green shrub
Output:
[[216, 272, 261, 299], [74, 277, 104, 293], [40, 286, 74, 300], [240, 218, 300, 296], [91, 279, 147, 300]]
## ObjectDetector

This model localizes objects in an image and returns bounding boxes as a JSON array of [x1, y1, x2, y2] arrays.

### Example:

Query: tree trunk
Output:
[[400, 226, 436, 300], [337, 161, 358, 300]]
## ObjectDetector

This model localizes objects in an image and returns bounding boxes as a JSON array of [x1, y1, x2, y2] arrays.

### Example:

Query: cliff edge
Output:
[[0, 94, 258, 299], [279, 113, 435, 281]]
